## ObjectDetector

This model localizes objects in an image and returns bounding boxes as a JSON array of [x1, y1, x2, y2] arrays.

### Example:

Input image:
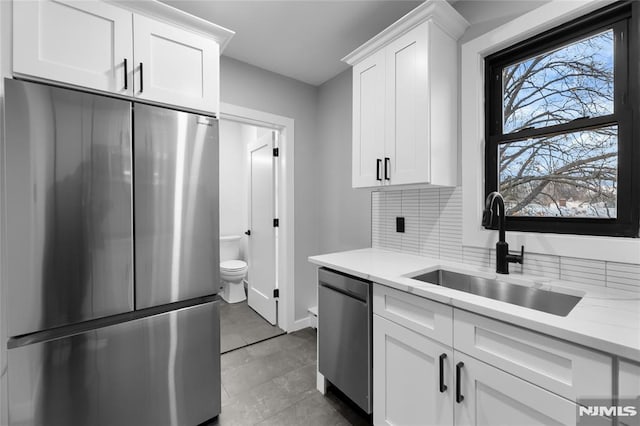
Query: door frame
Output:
[[219, 103, 295, 332]]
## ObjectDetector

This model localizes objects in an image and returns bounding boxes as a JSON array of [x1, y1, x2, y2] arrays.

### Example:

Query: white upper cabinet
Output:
[[384, 22, 430, 186], [133, 14, 220, 113], [13, 0, 133, 96], [12, 0, 233, 113], [344, 1, 468, 188], [352, 50, 385, 187]]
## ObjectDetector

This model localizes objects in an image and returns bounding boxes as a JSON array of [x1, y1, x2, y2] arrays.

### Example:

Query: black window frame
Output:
[[484, 1, 639, 237]]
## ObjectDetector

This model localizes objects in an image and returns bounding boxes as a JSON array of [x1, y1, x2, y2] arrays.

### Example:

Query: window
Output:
[[485, 1, 639, 237]]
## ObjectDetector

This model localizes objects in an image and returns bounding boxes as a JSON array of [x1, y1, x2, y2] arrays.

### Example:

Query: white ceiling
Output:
[[159, 0, 423, 86]]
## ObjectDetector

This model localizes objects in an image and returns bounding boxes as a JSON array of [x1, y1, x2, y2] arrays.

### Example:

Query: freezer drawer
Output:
[[3, 79, 134, 337], [134, 103, 219, 309], [8, 301, 221, 426], [318, 268, 372, 413]]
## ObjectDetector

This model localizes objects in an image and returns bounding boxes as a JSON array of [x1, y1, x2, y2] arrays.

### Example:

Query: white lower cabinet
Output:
[[373, 314, 454, 426], [619, 360, 640, 399], [372, 283, 613, 426], [453, 351, 579, 426]]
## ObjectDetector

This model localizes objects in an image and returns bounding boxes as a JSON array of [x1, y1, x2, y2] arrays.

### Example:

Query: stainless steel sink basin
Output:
[[411, 269, 582, 317]]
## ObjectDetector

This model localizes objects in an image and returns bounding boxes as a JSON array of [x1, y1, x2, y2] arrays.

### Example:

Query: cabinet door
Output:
[[373, 314, 454, 426], [454, 351, 580, 426], [13, 0, 133, 96], [352, 50, 385, 188], [384, 22, 429, 186], [619, 360, 640, 399], [133, 14, 220, 113]]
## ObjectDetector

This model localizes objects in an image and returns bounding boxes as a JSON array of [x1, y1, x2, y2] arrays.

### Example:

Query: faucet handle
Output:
[[506, 245, 524, 265]]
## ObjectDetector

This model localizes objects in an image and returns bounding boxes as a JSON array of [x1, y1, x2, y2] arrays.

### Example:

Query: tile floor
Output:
[[220, 299, 285, 353], [208, 328, 371, 426]]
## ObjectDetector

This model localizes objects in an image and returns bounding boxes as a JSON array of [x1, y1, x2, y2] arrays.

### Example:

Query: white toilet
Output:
[[219, 235, 248, 303]]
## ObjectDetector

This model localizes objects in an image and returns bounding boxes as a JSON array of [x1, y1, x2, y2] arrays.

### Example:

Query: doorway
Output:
[[217, 103, 295, 353]]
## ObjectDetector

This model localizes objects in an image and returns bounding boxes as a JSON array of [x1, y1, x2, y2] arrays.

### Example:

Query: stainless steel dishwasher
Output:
[[318, 267, 372, 414]]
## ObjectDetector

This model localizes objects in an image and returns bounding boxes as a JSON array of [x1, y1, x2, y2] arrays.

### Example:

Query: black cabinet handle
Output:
[[384, 157, 390, 180], [244, 230, 251, 236], [139, 62, 144, 93], [439, 353, 448, 393], [376, 159, 382, 181], [456, 361, 464, 403], [123, 58, 128, 90]]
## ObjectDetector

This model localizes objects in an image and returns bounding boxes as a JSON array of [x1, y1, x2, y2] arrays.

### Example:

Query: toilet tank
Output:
[[220, 235, 241, 261]]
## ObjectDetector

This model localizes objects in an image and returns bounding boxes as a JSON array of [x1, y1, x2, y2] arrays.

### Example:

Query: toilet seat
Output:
[[220, 260, 247, 272]]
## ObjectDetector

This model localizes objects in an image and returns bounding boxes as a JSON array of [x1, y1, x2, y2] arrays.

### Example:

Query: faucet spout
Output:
[[483, 192, 506, 243], [483, 192, 524, 274]]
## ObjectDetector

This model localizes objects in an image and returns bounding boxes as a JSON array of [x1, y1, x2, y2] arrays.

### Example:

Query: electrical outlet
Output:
[[396, 217, 405, 233]]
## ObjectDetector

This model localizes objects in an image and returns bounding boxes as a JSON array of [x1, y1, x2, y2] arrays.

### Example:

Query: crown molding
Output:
[[342, 0, 469, 65], [107, 0, 235, 52]]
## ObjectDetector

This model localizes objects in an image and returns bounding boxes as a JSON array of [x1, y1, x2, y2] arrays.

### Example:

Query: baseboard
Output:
[[308, 306, 317, 329], [288, 315, 311, 332]]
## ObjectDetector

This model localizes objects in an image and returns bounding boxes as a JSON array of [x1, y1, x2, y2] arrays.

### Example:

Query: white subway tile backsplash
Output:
[[385, 192, 402, 251], [371, 187, 638, 293], [401, 190, 420, 254], [523, 253, 560, 280], [438, 188, 463, 262], [419, 189, 439, 258], [606, 262, 640, 292], [463, 246, 493, 269], [371, 192, 384, 248], [560, 257, 606, 287]]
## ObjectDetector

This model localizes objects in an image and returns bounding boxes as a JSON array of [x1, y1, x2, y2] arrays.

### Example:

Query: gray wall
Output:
[[317, 69, 370, 254], [219, 58, 372, 323], [219, 56, 320, 322], [454, 0, 549, 43]]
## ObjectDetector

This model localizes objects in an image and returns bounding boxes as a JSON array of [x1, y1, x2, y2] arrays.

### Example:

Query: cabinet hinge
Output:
[[273, 218, 279, 227], [273, 148, 279, 157], [273, 289, 279, 298]]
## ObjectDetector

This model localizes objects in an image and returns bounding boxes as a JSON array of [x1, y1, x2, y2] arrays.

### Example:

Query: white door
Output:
[[352, 50, 385, 188], [385, 21, 430, 185], [454, 351, 578, 426], [373, 314, 454, 426], [247, 132, 277, 324], [133, 14, 220, 113], [13, 0, 133, 96]]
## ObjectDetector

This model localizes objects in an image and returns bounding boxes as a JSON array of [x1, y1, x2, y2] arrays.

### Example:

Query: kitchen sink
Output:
[[410, 269, 582, 317]]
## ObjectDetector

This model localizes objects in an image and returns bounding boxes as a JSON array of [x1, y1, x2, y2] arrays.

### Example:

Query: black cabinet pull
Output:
[[376, 159, 382, 181], [123, 58, 128, 90], [456, 361, 464, 403], [439, 353, 447, 393], [139, 62, 144, 93], [384, 157, 390, 180]]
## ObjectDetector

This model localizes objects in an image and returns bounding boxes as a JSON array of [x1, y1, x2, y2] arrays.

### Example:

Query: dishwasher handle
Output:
[[318, 268, 370, 303]]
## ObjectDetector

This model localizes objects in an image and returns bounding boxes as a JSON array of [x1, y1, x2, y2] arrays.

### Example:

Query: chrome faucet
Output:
[[482, 192, 524, 274]]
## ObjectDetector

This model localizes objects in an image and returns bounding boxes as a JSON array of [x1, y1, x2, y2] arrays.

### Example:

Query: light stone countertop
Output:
[[308, 247, 640, 362]]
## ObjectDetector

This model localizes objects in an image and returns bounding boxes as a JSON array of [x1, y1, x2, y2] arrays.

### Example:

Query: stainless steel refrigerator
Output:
[[3, 78, 220, 426]]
